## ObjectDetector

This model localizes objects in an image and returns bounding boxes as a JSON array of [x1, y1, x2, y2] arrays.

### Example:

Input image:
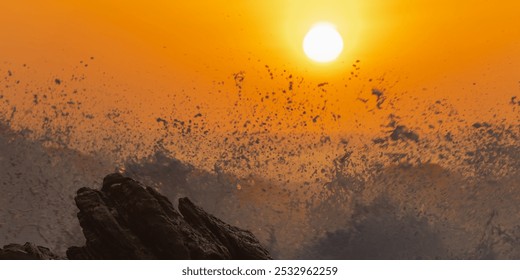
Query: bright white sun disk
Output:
[[303, 23, 344, 63]]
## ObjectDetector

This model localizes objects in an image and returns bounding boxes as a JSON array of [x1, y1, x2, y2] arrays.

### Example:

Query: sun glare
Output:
[[303, 22, 344, 63]]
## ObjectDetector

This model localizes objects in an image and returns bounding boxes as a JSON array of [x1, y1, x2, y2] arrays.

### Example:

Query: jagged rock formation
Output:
[[0, 173, 271, 260], [66, 173, 271, 260], [0, 243, 62, 260]]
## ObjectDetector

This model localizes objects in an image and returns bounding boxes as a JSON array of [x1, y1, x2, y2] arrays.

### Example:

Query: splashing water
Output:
[[0, 59, 519, 258]]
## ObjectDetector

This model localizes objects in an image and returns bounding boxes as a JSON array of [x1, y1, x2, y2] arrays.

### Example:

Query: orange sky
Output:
[[1, 0, 519, 137]]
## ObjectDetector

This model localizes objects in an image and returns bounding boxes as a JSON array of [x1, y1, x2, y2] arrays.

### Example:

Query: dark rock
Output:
[[66, 173, 271, 260], [0, 242, 62, 260], [178, 197, 272, 259]]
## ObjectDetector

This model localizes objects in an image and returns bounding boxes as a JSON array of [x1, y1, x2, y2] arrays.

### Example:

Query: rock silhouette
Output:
[[0, 243, 62, 260], [66, 173, 271, 260], [0, 173, 271, 260]]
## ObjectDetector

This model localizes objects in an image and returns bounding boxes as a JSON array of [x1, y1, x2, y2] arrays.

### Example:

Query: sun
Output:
[[303, 22, 344, 63]]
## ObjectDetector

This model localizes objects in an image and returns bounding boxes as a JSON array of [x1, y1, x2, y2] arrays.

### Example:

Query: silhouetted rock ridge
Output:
[[0, 243, 62, 260], [66, 173, 271, 260]]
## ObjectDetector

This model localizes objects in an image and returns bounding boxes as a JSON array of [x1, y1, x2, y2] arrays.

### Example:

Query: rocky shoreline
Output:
[[0, 173, 271, 260]]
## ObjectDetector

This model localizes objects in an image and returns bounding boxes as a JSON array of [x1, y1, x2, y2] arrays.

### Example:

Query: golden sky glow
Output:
[[1, 1, 520, 259], [1, 0, 519, 137]]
